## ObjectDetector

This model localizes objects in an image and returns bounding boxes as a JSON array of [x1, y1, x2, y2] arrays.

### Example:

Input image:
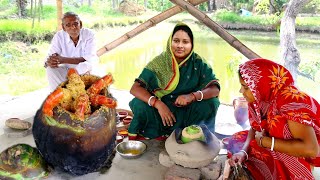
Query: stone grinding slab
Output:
[[4, 126, 32, 138], [5, 118, 32, 130], [4, 117, 33, 138]]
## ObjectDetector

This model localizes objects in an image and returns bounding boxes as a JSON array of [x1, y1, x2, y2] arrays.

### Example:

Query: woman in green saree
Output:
[[128, 23, 220, 140]]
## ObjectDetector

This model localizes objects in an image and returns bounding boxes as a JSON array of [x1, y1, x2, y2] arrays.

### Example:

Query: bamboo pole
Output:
[[170, 0, 261, 60], [96, 0, 207, 57], [56, 0, 63, 31]]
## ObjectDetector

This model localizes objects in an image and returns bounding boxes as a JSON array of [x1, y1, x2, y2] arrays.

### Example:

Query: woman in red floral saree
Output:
[[228, 58, 320, 179]]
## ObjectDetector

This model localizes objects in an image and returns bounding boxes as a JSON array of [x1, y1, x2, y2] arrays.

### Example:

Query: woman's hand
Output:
[[255, 129, 266, 147], [229, 151, 247, 166], [174, 94, 194, 107], [155, 100, 176, 126]]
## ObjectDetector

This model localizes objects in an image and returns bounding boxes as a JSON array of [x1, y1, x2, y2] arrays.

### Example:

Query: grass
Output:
[[0, 41, 49, 95]]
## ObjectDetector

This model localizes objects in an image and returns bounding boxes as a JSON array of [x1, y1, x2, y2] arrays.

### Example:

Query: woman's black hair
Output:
[[238, 69, 241, 77], [172, 25, 194, 46]]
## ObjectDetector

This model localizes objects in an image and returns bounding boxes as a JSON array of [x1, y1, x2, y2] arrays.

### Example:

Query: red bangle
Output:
[[191, 92, 197, 101], [152, 98, 158, 107]]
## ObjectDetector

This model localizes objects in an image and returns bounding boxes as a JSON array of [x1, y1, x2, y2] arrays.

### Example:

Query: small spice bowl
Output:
[[116, 140, 147, 159], [117, 111, 128, 120], [222, 137, 231, 147], [118, 129, 128, 137], [116, 135, 124, 143], [122, 117, 132, 125]]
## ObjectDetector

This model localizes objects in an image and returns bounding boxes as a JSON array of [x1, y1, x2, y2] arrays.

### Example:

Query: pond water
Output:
[[96, 23, 320, 104]]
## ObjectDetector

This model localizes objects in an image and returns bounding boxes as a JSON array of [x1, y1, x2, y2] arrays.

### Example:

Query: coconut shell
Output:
[[0, 144, 50, 179]]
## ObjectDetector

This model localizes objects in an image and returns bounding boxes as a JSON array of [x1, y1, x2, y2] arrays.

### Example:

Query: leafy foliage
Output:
[[31, 5, 57, 20], [143, 0, 173, 12], [198, 2, 208, 11], [0, 0, 13, 10], [299, 61, 320, 82], [215, 9, 241, 23], [229, 0, 255, 11], [255, 0, 287, 15], [302, 0, 320, 14], [254, 0, 270, 14], [215, 9, 279, 25], [226, 57, 243, 78]]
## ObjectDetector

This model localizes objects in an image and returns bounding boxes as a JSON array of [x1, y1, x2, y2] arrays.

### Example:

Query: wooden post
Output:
[[96, 0, 207, 57], [56, 0, 63, 31], [170, 0, 261, 60]]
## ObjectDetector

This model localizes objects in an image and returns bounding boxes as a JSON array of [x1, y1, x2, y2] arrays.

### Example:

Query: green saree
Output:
[[128, 24, 220, 139]]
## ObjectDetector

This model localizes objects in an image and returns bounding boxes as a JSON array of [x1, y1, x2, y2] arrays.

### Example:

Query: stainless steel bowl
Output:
[[116, 140, 147, 159]]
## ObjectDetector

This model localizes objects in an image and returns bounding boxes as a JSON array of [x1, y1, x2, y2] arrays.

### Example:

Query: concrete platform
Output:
[[0, 88, 319, 179]]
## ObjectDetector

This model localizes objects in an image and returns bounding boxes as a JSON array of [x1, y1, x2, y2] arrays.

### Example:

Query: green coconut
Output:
[[0, 144, 50, 180], [181, 125, 205, 143]]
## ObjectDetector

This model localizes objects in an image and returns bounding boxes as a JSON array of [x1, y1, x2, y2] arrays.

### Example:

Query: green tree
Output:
[[302, 0, 320, 13], [229, 0, 254, 11], [269, 0, 287, 14]]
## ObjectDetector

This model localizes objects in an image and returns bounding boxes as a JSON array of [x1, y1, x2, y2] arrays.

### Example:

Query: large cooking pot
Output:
[[32, 72, 117, 175]]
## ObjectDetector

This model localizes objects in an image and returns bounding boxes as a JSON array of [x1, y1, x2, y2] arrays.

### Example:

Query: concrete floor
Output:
[[0, 87, 319, 179]]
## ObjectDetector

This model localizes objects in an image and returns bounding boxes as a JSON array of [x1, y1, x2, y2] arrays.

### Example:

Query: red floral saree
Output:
[[227, 58, 320, 180]]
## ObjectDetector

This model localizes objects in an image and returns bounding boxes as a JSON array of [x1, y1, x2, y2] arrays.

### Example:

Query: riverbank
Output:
[[1, 11, 320, 43], [217, 21, 320, 33]]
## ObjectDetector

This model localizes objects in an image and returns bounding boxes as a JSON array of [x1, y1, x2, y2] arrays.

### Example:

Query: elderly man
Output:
[[44, 11, 98, 91]]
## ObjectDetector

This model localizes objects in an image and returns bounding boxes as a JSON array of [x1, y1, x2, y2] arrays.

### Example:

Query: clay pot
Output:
[[116, 135, 124, 143], [32, 74, 117, 176], [117, 111, 128, 120], [233, 97, 248, 126], [122, 117, 132, 125], [118, 129, 128, 137], [33, 106, 116, 175]]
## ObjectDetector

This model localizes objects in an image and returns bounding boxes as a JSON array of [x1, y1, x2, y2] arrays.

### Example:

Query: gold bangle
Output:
[[259, 136, 265, 148]]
